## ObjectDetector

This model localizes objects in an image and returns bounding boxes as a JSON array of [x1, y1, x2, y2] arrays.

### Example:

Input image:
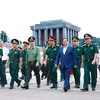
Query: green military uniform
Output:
[[8, 39, 22, 89], [72, 36, 82, 88], [22, 36, 40, 88], [0, 48, 5, 87], [82, 34, 98, 91], [46, 36, 59, 88]]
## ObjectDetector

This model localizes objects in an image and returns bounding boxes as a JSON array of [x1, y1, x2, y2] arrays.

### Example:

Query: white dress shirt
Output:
[[63, 45, 68, 55], [2, 47, 9, 61]]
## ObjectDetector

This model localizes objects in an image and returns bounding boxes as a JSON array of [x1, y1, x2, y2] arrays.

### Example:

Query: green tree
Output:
[[79, 36, 100, 47], [0, 31, 7, 43]]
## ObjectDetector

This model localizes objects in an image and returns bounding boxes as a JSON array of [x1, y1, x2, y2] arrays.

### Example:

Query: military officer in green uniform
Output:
[[44, 36, 59, 89], [81, 33, 98, 91], [0, 41, 5, 87], [5, 39, 22, 89], [21, 36, 40, 89], [72, 36, 82, 88], [20, 41, 29, 80]]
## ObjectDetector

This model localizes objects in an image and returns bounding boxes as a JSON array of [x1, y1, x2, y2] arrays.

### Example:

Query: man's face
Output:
[[85, 38, 92, 44], [12, 43, 18, 48], [72, 41, 78, 46], [29, 41, 34, 47], [23, 44, 28, 49], [62, 39, 68, 46], [49, 40, 54, 45]]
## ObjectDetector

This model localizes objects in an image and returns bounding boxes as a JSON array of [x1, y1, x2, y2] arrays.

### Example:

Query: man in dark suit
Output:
[[55, 38, 77, 92]]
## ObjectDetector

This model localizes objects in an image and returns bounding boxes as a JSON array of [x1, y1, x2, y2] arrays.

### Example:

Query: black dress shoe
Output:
[[92, 88, 95, 91], [1, 84, 5, 87], [50, 86, 55, 89], [67, 87, 70, 90], [74, 86, 77, 88], [77, 86, 80, 88], [63, 88, 67, 92], [55, 85, 58, 89], [46, 83, 50, 85], [9, 87, 14, 89], [21, 85, 29, 89], [37, 85, 40, 88], [5, 81, 7, 84], [17, 80, 21, 87], [20, 77, 24, 80], [81, 88, 88, 91]]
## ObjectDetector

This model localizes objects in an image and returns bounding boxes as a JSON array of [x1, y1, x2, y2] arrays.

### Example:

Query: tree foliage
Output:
[[0, 31, 7, 43], [79, 36, 100, 47]]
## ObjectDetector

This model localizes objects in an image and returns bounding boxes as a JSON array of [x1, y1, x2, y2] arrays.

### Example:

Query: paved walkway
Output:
[[0, 68, 100, 100]]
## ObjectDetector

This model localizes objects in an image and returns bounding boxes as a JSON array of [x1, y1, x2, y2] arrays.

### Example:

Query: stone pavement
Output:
[[0, 68, 100, 100]]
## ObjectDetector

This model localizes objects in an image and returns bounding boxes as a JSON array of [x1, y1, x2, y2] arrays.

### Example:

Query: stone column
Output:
[[74, 31, 78, 37], [44, 29, 48, 45], [33, 26, 35, 37], [67, 28, 69, 41], [50, 29, 53, 36], [38, 30, 41, 46], [70, 30, 72, 44], [63, 27, 66, 38], [76, 31, 78, 37], [35, 31, 38, 46], [72, 30, 75, 36], [56, 28, 59, 44]]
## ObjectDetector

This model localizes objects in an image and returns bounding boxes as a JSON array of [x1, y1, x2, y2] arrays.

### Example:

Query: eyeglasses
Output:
[[72, 41, 78, 42], [85, 38, 91, 40]]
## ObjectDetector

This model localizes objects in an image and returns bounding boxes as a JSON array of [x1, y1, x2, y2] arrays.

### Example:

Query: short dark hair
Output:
[[62, 38, 68, 41]]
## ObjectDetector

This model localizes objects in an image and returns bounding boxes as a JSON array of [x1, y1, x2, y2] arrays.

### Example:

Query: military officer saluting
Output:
[[72, 36, 82, 88], [20, 41, 29, 80], [81, 33, 98, 91], [44, 36, 59, 89], [5, 39, 22, 89], [21, 36, 40, 89]]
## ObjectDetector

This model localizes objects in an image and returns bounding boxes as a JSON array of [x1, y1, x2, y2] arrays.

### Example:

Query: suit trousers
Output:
[[62, 66, 71, 88]]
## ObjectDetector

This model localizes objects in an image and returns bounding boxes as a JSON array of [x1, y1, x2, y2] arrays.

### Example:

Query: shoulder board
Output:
[[82, 44, 86, 47]]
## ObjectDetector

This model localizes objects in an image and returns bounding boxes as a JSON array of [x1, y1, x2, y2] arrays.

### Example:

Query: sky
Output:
[[0, 0, 100, 42]]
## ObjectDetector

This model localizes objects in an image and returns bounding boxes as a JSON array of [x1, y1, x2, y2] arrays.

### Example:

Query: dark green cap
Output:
[[84, 33, 92, 38], [11, 39, 19, 45], [28, 36, 35, 42]]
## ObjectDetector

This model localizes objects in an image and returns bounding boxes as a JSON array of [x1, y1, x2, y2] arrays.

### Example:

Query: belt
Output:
[[10, 60, 19, 62], [28, 61, 36, 64], [85, 59, 93, 61], [48, 58, 55, 60]]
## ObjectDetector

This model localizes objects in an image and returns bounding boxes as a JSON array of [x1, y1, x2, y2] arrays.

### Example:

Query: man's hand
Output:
[[19, 65, 22, 70], [92, 60, 95, 65], [5, 63, 8, 68], [55, 64, 58, 67], [43, 60, 47, 67], [74, 65, 77, 68], [36, 62, 39, 67]]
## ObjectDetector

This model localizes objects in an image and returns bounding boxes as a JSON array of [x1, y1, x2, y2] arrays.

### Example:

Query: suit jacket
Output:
[[55, 45, 77, 69]]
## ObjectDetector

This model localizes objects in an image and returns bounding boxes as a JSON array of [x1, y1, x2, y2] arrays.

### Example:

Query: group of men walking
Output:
[[0, 33, 99, 92]]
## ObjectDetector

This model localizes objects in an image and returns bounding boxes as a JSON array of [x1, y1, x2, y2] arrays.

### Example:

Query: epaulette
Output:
[[82, 44, 86, 47]]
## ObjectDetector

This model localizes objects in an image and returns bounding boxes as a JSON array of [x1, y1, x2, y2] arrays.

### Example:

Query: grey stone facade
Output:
[[30, 19, 81, 46]]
